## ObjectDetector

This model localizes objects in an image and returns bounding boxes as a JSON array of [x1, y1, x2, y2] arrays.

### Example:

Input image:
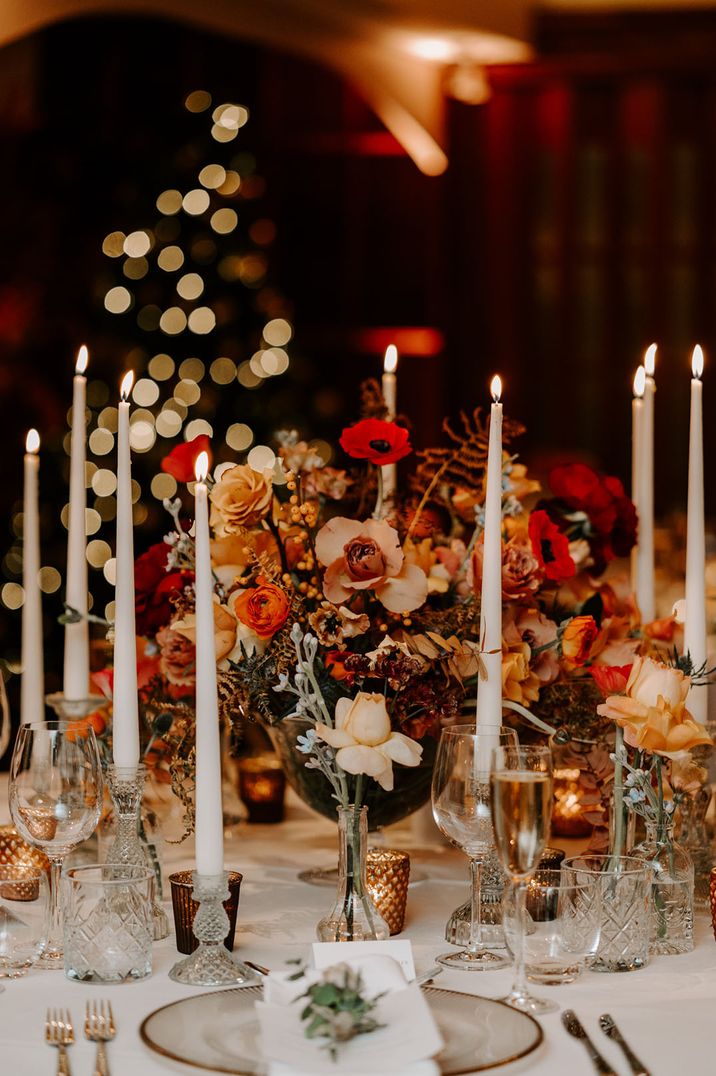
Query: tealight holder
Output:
[[237, 756, 286, 823], [366, 848, 410, 935], [105, 763, 170, 940], [168, 871, 259, 986]]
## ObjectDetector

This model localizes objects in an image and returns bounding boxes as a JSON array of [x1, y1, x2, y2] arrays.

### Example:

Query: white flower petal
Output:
[[315, 722, 357, 749], [335, 744, 389, 779], [379, 732, 423, 767]]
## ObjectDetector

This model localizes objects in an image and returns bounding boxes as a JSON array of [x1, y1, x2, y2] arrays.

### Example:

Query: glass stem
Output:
[[47, 855, 65, 956], [467, 858, 484, 954], [510, 882, 528, 1000]]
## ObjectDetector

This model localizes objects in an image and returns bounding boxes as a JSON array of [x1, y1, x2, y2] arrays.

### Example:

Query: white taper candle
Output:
[[112, 371, 140, 769], [193, 452, 224, 877], [63, 345, 90, 699], [381, 345, 398, 510], [685, 345, 707, 725], [21, 430, 44, 724], [476, 375, 503, 729]]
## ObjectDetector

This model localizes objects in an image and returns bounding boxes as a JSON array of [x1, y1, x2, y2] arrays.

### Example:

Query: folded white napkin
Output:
[[257, 954, 442, 1076]]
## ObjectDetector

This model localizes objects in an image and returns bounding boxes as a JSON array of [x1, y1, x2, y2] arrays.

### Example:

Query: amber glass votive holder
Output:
[[170, 870, 243, 955], [0, 825, 51, 877], [238, 756, 286, 823], [366, 848, 411, 936]]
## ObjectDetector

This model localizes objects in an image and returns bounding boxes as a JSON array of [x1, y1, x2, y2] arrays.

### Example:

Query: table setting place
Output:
[[3, 336, 716, 1076]]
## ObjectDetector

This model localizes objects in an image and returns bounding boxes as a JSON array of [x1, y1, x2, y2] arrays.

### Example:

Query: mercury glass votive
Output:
[[237, 756, 286, 823], [0, 826, 51, 876], [366, 848, 411, 935], [170, 869, 243, 955]]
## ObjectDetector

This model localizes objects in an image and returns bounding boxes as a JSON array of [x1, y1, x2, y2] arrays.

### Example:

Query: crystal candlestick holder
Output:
[[105, 764, 170, 940], [46, 692, 106, 722], [168, 871, 258, 986]]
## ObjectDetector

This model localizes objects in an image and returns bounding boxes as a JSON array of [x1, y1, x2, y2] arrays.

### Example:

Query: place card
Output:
[[312, 939, 416, 981]]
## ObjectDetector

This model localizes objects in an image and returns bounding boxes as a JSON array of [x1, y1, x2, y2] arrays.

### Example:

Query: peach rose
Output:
[[156, 626, 196, 687], [209, 464, 273, 535], [597, 655, 710, 758], [315, 692, 423, 790], [315, 517, 428, 614], [513, 607, 560, 684], [470, 535, 542, 602], [231, 578, 290, 639], [172, 602, 237, 663], [501, 625, 541, 705]]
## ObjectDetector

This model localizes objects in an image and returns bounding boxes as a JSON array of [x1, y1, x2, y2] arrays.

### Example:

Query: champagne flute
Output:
[[432, 724, 518, 970], [490, 744, 554, 1012], [9, 721, 103, 968]]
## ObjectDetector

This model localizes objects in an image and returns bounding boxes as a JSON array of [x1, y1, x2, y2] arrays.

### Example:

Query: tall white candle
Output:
[[63, 345, 90, 699], [193, 452, 224, 877], [21, 430, 44, 724], [476, 375, 503, 729], [685, 345, 707, 724], [381, 345, 398, 510], [112, 371, 140, 769], [639, 344, 656, 623]]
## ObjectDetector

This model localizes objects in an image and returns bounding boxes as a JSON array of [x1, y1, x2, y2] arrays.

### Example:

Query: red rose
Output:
[[340, 418, 412, 466], [134, 542, 192, 636], [590, 664, 633, 698], [161, 435, 212, 483], [528, 510, 575, 583], [549, 464, 637, 571]]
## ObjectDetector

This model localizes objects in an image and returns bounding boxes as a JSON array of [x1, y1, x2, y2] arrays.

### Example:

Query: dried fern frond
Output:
[[414, 408, 525, 494], [359, 377, 388, 420]]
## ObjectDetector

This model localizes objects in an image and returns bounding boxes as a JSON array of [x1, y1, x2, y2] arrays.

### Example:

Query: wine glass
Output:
[[490, 744, 554, 1012], [9, 721, 103, 968], [432, 724, 518, 970]]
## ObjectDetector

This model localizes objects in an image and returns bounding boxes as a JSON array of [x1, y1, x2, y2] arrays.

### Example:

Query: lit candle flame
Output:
[[120, 370, 135, 401], [692, 344, 704, 380], [644, 343, 656, 378], [383, 344, 398, 374], [490, 374, 502, 402], [195, 451, 209, 483], [633, 365, 646, 398], [25, 429, 40, 454], [75, 345, 89, 375]]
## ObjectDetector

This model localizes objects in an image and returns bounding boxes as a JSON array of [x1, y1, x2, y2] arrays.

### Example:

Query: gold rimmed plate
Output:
[[140, 984, 543, 1074]]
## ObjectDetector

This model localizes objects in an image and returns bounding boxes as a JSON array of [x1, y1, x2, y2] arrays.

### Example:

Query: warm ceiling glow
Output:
[[120, 371, 135, 401], [633, 365, 646, 398], [195, 451, 209, 483], [644, 343, 656, 378], [26, 429, 40, 454], [692, 344, 704, 379], [383, 344, 398, 374], [490, 374, 502, 402], [408, 36, 455, 62], [75, 345, 89, 375]]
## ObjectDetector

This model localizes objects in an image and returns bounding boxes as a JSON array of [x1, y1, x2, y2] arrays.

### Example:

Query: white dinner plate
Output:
[[140, 984, 543, 1074]]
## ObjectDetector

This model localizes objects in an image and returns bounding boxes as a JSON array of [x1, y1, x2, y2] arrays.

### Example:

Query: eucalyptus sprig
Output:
[[292, 963, 385, 1061]]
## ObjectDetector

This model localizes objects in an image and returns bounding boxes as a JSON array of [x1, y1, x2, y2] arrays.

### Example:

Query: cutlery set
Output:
[[45, 1002, 116, 1076], [563, 1010, 651, 1076]]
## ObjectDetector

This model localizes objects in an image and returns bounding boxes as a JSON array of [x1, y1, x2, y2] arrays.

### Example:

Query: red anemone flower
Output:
[[528, 510, 576, 583], [339, 418, 412, 466]]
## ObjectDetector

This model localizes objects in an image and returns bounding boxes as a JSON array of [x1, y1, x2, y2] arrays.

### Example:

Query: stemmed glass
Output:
[[9, 721, 103, 968], [432, 724, 518, 970], [490, 744, 554, 1013]]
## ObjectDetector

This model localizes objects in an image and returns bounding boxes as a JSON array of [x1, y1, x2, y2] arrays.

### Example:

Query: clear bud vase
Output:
[[317, 805, 389, 942], [633, 816, 694, 955]]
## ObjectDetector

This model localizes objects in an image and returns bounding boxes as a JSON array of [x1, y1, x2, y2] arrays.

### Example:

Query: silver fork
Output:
[[84, 999, 116, 1076], [45, 1008, 74, 1076]]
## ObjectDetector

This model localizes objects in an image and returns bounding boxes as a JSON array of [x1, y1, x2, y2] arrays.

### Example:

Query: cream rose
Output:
[[315, 692, 423, 790], [209, 464, 273, 535]]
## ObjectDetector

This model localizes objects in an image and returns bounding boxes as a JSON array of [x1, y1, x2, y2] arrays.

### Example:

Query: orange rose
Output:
[[561, 615, 601, 669], [209, 464, 273, 534], [172, 603, 238, 662], [232, 578, 290, 639]]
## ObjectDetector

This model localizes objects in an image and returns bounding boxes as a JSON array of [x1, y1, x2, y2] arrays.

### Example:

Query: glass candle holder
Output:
[[237, 756, 286, 823], [551, 768, 592, 838], [0, 865, 50, 977], [366, 848, 411, 936], [0, 825, 51, 875], [170, 869, 242, 955]]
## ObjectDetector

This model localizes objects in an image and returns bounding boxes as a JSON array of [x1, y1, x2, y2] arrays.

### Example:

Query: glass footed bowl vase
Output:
[[268, 717, 436, 884]]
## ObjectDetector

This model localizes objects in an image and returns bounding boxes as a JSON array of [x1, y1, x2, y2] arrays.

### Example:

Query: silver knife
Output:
[[599, 1013, 651, 1076], [562, 1010, 618, 1075]]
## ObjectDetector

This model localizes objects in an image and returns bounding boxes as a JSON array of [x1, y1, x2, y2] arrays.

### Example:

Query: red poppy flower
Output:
[[340, 418, 412, 466], [161, 435, 212, 483], [590, 664, 633, 698], [134, 542, 192, 636], [528, 510, 575, 583]]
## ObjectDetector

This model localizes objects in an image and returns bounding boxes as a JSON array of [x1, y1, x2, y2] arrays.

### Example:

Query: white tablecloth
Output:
[[2, 784, 715, 1076]]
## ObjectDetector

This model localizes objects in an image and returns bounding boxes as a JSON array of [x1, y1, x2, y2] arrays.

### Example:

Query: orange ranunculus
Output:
[[590, 664, 633, 697], [232, 578, 290, 639], [561, 615, 601, 669], [597, 655, 711, 758]]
